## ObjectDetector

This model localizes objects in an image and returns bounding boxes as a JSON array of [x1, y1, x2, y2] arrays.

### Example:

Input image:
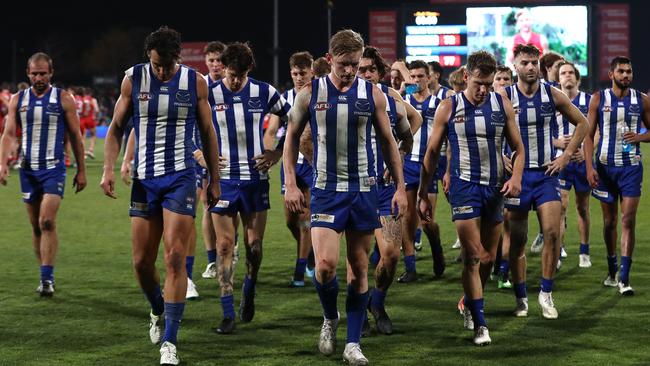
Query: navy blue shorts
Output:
[[449, 178, 504, 222], [130, 169, 197, 217], [376, 183, 396, 217], [280, 162, 313, 194], [210, 179, 270, 215], [19, 167, 66, 203], [195, 166, 207, 189], [592, 162, 643, 203], [310, 188, 380, 232], [404, 160, 437, 194], [558, 161, 590, 193], [504, 169, 561, 212]]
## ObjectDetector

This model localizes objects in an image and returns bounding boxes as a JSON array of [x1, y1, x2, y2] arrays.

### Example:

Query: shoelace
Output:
[[321, 321, 335, 341], [347, 343, 363, 357], [543, 294, 555, 307]]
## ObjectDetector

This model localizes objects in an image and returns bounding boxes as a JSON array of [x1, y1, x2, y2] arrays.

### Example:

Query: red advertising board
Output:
[[597, 4, 630, 81], [369, 10, 397, 63], [181, 42, 208, 74]]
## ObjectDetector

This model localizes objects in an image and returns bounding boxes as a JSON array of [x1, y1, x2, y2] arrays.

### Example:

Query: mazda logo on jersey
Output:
[[213, 103, 229, 111], [138, 92, 151, 101], [248, 99, 262, 109], [176, 91, 191, 103], [540, 103, 553, 114], [314, 102, 332, 111], [355, 99, 370, 111]]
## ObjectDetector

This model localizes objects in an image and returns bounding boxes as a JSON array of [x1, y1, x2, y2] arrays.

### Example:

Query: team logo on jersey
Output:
[[355, 99, 370, 112], [314, 102, 332, 111], [454, 115, 466, 123], [630, 104, 640, 114], [213, 103, 229, 111], [138, 92, 151, 101], [176, 91, 191, 103], [602, 106, 612, 113], [540, 103, 553, 114], [248, 99, 262, 109]]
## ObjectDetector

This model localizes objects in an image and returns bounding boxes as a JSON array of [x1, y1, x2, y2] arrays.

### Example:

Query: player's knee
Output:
[[133, 256, 155, 275], [576, 205, 589, 219], [217, 236, 235, 254], [285, 219, 300, 236], [463, 256, 481, 268], [246, 239, 263, 264], [164, 245, 185, 273], [621, 212, 637, 229], [316, 260, 336, 279], [31, 225, 42, 237], [39, 218, 56, 232]]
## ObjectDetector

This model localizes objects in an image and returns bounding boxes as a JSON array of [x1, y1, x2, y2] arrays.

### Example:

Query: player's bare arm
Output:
[[101, 75, 133, 198], [623, 93, 650, 144], [283, 86, 311, 213], [61, 90, 87, 192], [584, 91, 601, 188], [501, 94, 524, 197], [0, 93, 19, 184], [417, 97, 450, 222], [546, 86, 588, 175], [388, 87, 423, 133], [195, 74, 221, 205]]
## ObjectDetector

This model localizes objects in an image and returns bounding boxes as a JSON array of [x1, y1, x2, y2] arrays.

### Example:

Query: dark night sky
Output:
[[3, 0, 650, 91]]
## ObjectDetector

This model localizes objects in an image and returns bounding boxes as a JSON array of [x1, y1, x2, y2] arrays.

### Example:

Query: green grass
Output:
[[1, 139, 650, 365]]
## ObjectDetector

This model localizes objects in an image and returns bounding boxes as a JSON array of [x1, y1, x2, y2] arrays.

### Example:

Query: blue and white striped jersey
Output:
[[506, 83, 558, 168], [309, 76, 377, 192], [283, 88, 306, 165], [405, 93, 442, 162], [554, 91, 590, 157], [128, 63, 198, 179], [448, 92, 507, 187], [371, 84, 398, 184], [17, 87, 66, 170], [597, 88, 644, 166], [435, 85, 452, 99], [210, 78, 290, 180]]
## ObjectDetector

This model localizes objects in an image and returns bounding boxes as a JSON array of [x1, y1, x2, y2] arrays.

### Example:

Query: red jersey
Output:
[[512, 32, 544, 54], [82, 95, 96, 120], [74, 95, 84, 116]]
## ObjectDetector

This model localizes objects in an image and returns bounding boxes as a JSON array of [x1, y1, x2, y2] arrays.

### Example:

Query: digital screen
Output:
[[466, 6, 588, 75], [404, 11, 468, 67]]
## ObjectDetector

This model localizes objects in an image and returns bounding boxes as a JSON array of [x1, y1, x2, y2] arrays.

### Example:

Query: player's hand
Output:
[[555, 134, 571, 149], [193, 150, 207, 168], [500, 177, 521, 198], [253, 150, 282, 171], [0, 164, 9, 186], [571, 148, 585, 163], [206, 180, 221, 208], [100, 168, 117, 199], [442, 171, 451, 194], [586, 166, 599, 189], [120, 160, 132, 186], [219, 156, 228, 169], [503, 154, 513, 175], [391, 187, 407, 220], [623, 131, 640, 144], [545, 153, 570, 176], [73, 170, 87, 193], [285, 184, 305, 214], [382, 168, 392, 184], [417, 192, 432, 222]]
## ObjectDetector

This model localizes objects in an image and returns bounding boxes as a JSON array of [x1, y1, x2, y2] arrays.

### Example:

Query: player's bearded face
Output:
[[27, 61, 52, 94], [612, 65, 633, 89], [515, 55, 539, 83]]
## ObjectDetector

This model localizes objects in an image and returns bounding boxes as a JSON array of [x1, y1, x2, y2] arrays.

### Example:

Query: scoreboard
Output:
[[403, 10, 468, 68]]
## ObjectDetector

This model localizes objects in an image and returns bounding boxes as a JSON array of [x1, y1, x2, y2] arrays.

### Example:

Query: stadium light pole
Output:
[[327, 0, 333, 41], [273, 0, 279, 87]]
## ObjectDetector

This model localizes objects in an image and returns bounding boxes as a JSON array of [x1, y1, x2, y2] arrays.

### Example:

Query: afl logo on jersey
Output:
[[514, 106, 522, 115], [19, 105, 29, 113], [355, 99, 370, 111], [602, 106, 612, 113], [138, 92, 151, 101], [213, 103, 229, 112], [314, 102, 332, 111], [175, 91, 191, 103], [454, 115, 466, 123]]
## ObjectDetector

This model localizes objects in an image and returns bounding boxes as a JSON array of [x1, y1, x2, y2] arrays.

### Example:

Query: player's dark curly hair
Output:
[[144, 26, 182, 63], [513, 43, 541, 59], [407, 60, 429, 72], [221, 42, 256, 74], [362, 46, 389, 78], [467, 50, 497, 76]]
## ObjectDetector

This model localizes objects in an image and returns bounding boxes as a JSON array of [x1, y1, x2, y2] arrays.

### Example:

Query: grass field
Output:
[[1, 139, 650, 366]]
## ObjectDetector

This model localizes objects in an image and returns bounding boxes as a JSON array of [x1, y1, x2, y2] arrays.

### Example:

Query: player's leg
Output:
[[87, 124, 97, 156], [536, 200, 562, 319], [200, 178, 218, 279], [423, 192, 445, 277], [618, 196, 640, 294], [313, 227, 342, 356], [344, 229, 372, 363], [398, 189, 419, 282], [496, 230, 512, 289], [506, 209, 529, 316], [238, 209, 267, 322], [25, 200, 42, 265], [558, 189, 570, 265], [370, 215, 401, 334], [212, 212, 238, 333], [159, 209, 193, 348], [601, 200, 619, 285], [185, 198, 199, 299], [36, 194, 62, 288], [575, 190, 592, 267]]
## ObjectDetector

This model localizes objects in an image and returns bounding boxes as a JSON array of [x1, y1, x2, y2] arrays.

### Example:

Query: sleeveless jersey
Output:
[[405, 93, 442, 162], [597, 88, 644, 166]]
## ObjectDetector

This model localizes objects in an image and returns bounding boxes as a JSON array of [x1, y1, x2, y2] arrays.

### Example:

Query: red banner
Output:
[[369, 10, 397, 64], [181, 42, 208, 75], [597, 4, 630, 82]]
